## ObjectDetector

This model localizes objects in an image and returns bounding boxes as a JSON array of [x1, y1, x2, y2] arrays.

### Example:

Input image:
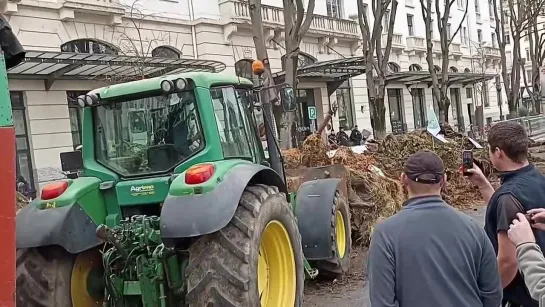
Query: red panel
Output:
[[0, 127, 16, 307]]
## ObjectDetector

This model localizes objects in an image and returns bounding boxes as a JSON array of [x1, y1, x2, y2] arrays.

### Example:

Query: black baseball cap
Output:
[[404, 151, 445, 184]]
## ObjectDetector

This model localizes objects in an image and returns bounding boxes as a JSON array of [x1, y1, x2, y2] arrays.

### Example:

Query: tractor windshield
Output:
[[93, 91, 204, 176]]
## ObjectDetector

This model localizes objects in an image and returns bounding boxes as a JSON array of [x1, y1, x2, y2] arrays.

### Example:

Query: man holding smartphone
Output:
[[467, 121, 545, 307]]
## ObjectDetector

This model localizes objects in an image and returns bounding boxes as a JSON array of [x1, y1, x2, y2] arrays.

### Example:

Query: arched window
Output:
[[434, 65, 441, 72], [281, 52, 317, 70], [151, 46, 181, 59], [464, 68, 471, 73], [387, 62, 401, 73], [409, 64, 422, 71], [449, 66, 458, 72], [61, 39, 119, 55], [235, 59, 254, 80]]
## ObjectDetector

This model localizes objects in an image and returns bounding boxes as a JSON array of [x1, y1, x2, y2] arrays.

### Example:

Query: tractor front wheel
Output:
[[16, 247, 104, 307], [185, 184, 305, 307], [312, 190, 352, 279]]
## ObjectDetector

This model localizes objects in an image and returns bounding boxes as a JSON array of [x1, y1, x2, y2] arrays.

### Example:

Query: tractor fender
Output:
[[16, 203, 103, 254], [160, 163, 286, 239], [294, 178, 342, 260]]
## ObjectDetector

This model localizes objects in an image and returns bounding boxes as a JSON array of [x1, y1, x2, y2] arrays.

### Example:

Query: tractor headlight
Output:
[[85, 93, 99, 106], [161, 80, 174, 93], [174, 78, 187, 91], [77, 95, 86, 108]]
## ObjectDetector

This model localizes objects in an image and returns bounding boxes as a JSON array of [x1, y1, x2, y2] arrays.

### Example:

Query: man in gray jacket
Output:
[[367, 151, 503, 307]]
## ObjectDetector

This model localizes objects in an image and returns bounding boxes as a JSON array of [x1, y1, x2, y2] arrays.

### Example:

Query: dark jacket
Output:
[[485, 164, 545, 307], [368, 196, 502, 307], [350, 129, 362, 145]]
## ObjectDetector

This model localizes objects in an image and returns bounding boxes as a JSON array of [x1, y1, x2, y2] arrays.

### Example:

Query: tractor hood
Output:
[[115, 176, 171, 206]]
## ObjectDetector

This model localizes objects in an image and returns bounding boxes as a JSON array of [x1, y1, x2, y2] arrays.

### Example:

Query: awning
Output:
[[273, 56, 365, 94], [7, 51, 227, 90], [381, 71, 496, 87]]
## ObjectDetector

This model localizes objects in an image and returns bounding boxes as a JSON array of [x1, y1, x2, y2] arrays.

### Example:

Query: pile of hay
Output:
[[283, 130, 493, 246], [284, 134, 405, 245], [348, 170, 404, 245], [371, 130, 492, 208]]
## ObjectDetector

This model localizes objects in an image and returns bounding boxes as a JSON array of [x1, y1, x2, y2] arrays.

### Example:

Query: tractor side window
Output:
[[210, 86, 253, 158], [236, 88, 264, 163]]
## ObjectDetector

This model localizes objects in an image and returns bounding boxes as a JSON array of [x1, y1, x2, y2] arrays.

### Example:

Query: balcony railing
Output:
[[222, 0, 359, 37], [484, 46, 501, 57], [406, 36, 426, 52], [381, 33, 404, 49], [451, 42, 462, 55]]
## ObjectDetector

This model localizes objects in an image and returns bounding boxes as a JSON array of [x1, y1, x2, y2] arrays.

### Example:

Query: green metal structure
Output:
[[15, 71, 352, 306]]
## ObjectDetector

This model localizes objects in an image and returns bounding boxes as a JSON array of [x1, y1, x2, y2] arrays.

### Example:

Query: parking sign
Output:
[[308, 106, 317, 120]]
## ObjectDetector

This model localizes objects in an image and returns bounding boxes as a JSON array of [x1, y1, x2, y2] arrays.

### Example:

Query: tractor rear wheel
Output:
[[185, 184, 305, 307], [313, 190, 351, 279], [16, 246, 104, 307]]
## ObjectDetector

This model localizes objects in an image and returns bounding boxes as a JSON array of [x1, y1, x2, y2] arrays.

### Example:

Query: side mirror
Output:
[[280, 86, 296, 112], [60, 151, 83, 173]]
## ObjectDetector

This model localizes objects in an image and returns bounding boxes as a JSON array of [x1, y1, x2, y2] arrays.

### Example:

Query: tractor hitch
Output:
[[98, 216, 187, 306]]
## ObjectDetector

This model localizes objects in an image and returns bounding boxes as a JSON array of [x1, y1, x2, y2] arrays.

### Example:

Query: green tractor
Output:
[[16, 71, 352, 306]]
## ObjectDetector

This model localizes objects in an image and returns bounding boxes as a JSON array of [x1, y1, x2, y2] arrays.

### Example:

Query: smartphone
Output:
[[462, 150, 473, 176], [525, 213, 535, 224]]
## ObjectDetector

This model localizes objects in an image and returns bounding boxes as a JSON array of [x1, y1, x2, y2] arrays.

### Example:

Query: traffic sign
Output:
[[308, 106, 317, 120]]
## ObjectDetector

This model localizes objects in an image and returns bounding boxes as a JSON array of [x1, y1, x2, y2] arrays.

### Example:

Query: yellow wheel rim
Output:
[[71, 249, 104, 307], [336, 210, 347, 258], [257, 220, 296, 307]]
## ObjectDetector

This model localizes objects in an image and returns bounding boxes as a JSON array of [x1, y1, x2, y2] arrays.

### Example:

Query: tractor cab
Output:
[[59, 73, 294, 181]]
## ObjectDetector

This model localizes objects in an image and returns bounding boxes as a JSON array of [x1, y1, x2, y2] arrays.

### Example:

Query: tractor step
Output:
[[303, 259, 319, 279]]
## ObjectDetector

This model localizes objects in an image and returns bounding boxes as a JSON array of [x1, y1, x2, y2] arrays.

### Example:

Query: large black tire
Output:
[[185, 184, 305, 307], [16, 247, 74, 307], [16, 246, 103, 307], [312, 190, 351, 279]]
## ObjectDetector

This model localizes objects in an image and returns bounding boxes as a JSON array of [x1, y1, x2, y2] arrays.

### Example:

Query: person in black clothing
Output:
[[336, 127, 350, 147], [467, 121, 545, 307], [327, 128, 337, 149], [349, 125, 363, 146]]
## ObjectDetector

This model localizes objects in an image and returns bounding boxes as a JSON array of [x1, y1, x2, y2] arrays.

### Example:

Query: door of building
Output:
[[450, 88, 465, 131], [387, 88, 406, 134], [412, 88, 427, 129], [295, 89, 315, 146]]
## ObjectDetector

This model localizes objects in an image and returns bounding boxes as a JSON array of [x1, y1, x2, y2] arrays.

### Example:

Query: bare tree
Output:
[[279, 0, 315, 148], [469, 40, 501, 127], [492, 0, 544, 117], [248, 0, 315, 149], [100, 0, 177, 83], [357, 0, 398, 139], [522, 0, 545, 113], [421, 0, 468, 123], [248, 0, 281, 150]]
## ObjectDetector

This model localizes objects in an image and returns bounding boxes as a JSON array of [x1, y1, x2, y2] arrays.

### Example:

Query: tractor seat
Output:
[[147, 144, 179, 172]]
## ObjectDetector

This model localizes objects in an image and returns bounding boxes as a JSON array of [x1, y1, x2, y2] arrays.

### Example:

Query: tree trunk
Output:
[[443, 97, 451, 123], [280, 37, 300, 149], [371, 97, 387, 139]]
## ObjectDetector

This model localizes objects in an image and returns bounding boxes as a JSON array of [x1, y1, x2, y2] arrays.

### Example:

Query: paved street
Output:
[[303, 205, 487, 306]]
